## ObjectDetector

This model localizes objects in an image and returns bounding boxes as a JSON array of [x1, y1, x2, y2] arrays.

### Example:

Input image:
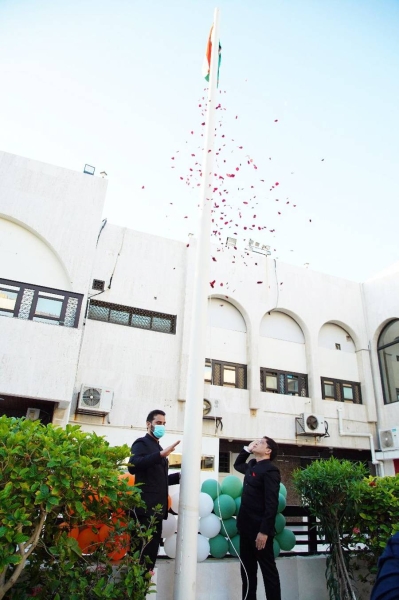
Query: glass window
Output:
[[110, 309, 130, 325], [152, 317, 172, 333], [343, 384, 354, 400], [88, 304, 109, 321], [204, 361, 212, 383], [35, 297, 63, 319], [378, 320, 399, 404], [200, 455, 215, 470], [0, 290, 18, 312], [379, 320, 399, 348], [324, 381, 335, 398], [287, 375, 299, 395], [266, 373, 278, 390], [223, 365, 236, 387], [132, 314, 151, 329]]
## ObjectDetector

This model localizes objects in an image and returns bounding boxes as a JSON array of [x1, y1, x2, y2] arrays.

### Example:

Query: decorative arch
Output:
[[205, 295, 248, 369], [318, 322, 356, 352], [318, 321, 360, 386], [377, 319, 399, 405]]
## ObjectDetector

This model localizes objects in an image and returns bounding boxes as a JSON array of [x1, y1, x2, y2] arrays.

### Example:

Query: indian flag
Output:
[[202, 25, 221, 83]]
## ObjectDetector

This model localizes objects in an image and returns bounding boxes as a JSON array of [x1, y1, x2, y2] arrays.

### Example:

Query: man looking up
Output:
[[234, 436, 281, 600], [128, 409, 180, 571]]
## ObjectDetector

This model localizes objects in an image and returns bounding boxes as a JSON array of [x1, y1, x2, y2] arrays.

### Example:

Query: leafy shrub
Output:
[[0, 416, 154, 600]]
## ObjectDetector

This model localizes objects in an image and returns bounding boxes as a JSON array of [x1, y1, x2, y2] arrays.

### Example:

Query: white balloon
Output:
[[197, 534, 210, 562], [199, 513, 221, 539], [162, 514, 177, 538], [171, 492, 180, 514], [164, 534, 177, 558], [198, 492, 214, 518]]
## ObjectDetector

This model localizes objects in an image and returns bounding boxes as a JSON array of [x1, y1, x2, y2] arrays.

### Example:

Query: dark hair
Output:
[[146, 409, 165, 423], [264, 436, 279, 461]]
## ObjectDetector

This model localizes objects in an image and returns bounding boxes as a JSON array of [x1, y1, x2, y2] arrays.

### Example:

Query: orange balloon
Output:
[[107, 532, 130, 561], [168, 495, 172, 510], [111, 508, 127, 526], [68, 527, 80, 540], [85, 517, 104, 529], [98, 524, 114, 543], [77, 528, 99, 554], [119, 473, 135, 488]]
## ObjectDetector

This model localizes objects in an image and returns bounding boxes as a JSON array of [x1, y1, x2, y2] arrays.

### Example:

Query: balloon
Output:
[[77, 528, 99, 554], [171, 492, 180, 514], [197, 534, 210, 562], [213, 494, 236, 519], [164, 534, 177, 558], [276, 528, 296, 551], [279, 482, 287, 498], [201, 479, 221, 500], [111, 509, 127, 527], [275, 513, 286, 535], [221, 476, 243, 499], [68, 527, 80, 540], [278, 493, 286, 513], [220, 517, 237, 538], [119, 473, 135, 489], [209, 534, 228, 558], [168, 494, 172, 510], [107, 532, 130, 561], [227, 534, 240, 557], [273, 538, 281, 558], [162, 514, 177, 538], [199, 492, 214, 518], [199, 513, 221, 539], [234, 496, 241, 515]]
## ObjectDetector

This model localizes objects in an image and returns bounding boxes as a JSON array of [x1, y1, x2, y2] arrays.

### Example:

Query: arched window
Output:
[[378, 320, 399, 404]]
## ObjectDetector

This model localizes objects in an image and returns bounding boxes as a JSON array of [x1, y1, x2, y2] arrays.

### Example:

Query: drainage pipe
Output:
[[337, 407, 384, 476]]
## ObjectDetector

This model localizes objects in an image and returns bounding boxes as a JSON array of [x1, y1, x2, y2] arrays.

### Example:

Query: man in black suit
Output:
[[128, 409, 180, 571], [234, 436, 281, 600]]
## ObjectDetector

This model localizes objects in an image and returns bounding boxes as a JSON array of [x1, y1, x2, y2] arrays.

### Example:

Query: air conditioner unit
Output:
[[77, 385, 113, 414], [379, 427, 399, 451], [296, 413, 325, 436], [26, 408, 41, 421], [203, 398, 221, 418]]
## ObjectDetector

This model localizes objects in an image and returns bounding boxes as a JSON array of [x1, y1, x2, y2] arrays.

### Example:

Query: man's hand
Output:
[[255, 532, 268, 550], [248, 440, 258, 453], [160, 440, 180, 458]]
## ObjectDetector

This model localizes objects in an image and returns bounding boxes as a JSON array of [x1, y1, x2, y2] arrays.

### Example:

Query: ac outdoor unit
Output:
[[26, 408, 41, 421], [77, 385, 113, 414], [203, 398, 221, 418], [296, 413, 325, 436], [379, 427, 399, 451]]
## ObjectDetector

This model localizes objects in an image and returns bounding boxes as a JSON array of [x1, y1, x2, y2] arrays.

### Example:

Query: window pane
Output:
[[266, 374, 278, 390], [33, 317, 60, 326], [152, 316, 172, 333], [223, 365, 236, 387], [35, 297, 63, 319], [213, 363, 222, 386], [379, 320, 399, 348], [219, 452, 230, 473], [0, 290, 18, 311], [379, 343, 399, 404], [0, 310, 14, 317], [236, 366, 246, 389], [287, 375, 299, 395], [204, 362, 212, 382], [343, 384, 354, 400], [324, 382, 335, 398], [132, 314, 151, 329], [110, 309, 130, 325], [88, 304, 110, 321]]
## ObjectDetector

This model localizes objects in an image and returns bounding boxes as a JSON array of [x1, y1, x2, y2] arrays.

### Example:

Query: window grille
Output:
[[260, 368, 308, 397], [205, 359, 247, 389], [321, 377, 362, 404], [88, 299, 177, 334], [219, 452, 230, 473]]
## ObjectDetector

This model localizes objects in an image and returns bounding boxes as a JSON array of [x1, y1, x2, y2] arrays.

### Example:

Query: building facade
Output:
[[1, 151, 399, 498]]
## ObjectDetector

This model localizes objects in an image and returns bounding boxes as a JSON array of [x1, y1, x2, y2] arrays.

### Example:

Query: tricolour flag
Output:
[[202, 26, 221, 83]]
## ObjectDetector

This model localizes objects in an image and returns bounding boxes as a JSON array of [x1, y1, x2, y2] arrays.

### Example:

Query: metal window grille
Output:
[[219, 452, 230, 473], [88, 299, 177, 335], [213, 363, 222, 386], [92, 279, 105, 291], [206, 360, 247, 389], [321, 377, 362, 404], [260, 368, 309, 397], [236, 366, 246, 389]]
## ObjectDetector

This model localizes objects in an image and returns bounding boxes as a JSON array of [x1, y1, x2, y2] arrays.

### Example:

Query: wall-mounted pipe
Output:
[[337, 408, 384, 476]]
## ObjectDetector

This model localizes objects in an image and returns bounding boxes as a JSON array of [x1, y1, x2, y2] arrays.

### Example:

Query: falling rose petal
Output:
[[171, 157, 175, 160], [201, 122, 205, 126], [257, 281, 263, 284], [212, 257, 217, 262], [274, 119, 278, 122], [220, 283, 224, 286], [236, 167, 239, 171], [309, 219, 312, 222], [142, 186, 145, 189], [278, 212, 281, 215], [275, 182, 279, 186], [210, 280, 216, 288], [186, 244, 190, 247]]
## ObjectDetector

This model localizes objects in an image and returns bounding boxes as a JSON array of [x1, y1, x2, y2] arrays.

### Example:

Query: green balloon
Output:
[[209, 534, 228, 558], [279, 482, 287, 498], [220, 517, 237, 538], [221, 475, 243, 499], [273, 538, 281, 558], [201, 479, 221, 500], [275, 513, 286, 534], [228, 534, 240, 557], [276, 528, 296, 551], [213, 494, 236, 519], [234, 496, 241, 515], [278, 493, 286, 513]]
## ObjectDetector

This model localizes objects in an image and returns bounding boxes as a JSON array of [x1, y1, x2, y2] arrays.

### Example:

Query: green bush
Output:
[[0, 416, 155, 600]]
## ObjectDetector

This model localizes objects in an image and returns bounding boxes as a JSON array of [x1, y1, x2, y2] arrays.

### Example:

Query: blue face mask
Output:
[[152, 424, 165, 439]]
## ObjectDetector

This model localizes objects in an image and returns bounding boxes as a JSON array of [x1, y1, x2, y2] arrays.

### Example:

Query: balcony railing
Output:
[[0, 278, 83, 328]]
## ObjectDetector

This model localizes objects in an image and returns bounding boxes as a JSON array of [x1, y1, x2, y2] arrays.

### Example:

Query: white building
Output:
[[1, 150, 399, 497]]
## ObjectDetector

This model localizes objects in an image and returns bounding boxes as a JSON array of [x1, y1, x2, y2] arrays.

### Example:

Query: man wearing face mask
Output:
[[128, 409, 180, 571]]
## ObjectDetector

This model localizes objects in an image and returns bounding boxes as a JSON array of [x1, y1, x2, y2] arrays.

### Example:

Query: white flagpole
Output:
[[173, 8, 221, 600]]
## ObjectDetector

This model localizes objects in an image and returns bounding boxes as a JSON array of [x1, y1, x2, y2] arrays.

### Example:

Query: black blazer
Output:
[[128, 433, 180, 520], [234, 449, 281, 539]]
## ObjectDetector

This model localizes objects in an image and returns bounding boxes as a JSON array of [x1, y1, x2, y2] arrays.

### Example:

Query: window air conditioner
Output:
[[296, 413, 325, 436], [379, 427, 399, 451], [77, 385, 113, 414], [203, 398, 221, 418]]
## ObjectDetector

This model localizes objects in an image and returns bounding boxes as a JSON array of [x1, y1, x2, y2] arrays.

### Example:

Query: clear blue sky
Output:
[[1, 0, 398, 282]]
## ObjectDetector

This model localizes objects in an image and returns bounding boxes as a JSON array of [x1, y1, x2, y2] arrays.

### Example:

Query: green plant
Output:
[[293, 457, 367, 600], [0, 416, 155, 599]]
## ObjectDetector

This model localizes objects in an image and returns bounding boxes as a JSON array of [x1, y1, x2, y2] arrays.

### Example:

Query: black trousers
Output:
[[240, 534, 281, 600], [134, 515, 163, 572]]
